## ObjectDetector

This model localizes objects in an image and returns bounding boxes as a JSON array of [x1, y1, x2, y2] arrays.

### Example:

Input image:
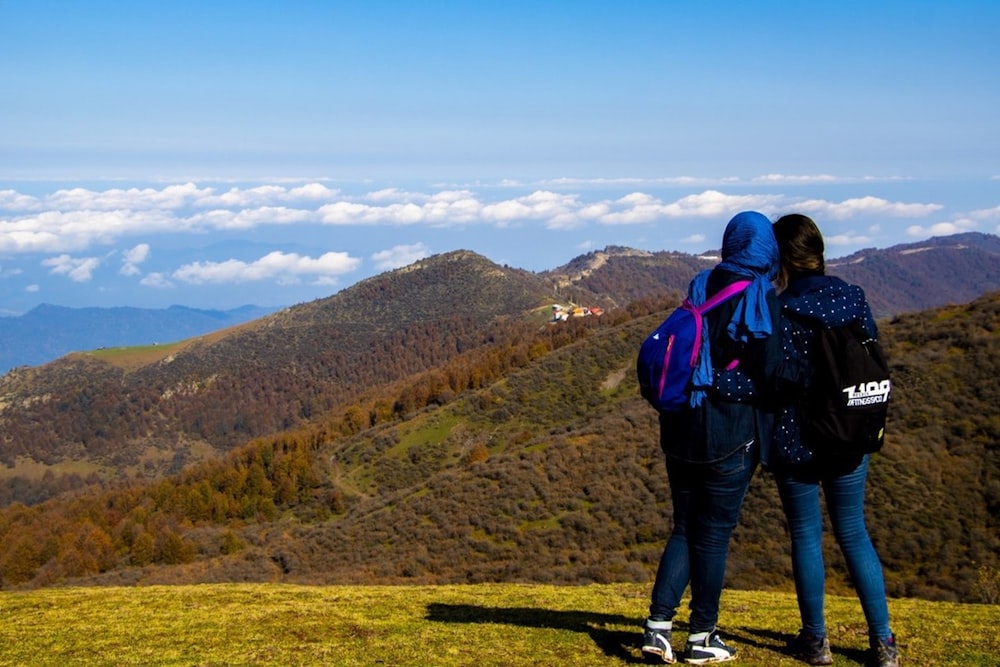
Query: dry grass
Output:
[[0, 583, 996, 666]]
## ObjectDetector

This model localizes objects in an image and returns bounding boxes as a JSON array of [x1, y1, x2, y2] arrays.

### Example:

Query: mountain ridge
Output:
[[0, 250, 570, 477], [542, 232, 1000, 318], [4, 233, 999, 374]]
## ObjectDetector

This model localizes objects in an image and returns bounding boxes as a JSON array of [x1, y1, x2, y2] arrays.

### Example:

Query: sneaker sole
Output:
[[683, 654, 736, 665], [641, 647, 676, 664]]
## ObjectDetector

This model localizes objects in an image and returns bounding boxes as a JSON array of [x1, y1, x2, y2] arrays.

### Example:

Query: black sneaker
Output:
[[641, 620, 676, 664], [683, 629, 736, 664], [870, 634, 899, 667], [789, 630, 833, 665]]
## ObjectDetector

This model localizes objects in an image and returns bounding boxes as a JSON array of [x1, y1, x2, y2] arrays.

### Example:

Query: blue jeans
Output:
[[650, 441, 758, 632], [775, 455, 892, 640]]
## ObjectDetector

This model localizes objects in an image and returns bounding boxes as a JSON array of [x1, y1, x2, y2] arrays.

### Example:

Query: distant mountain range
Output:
[[3, 232, 999, 375], [0, 304, 278, 374], [542, 232, 1000, 319]]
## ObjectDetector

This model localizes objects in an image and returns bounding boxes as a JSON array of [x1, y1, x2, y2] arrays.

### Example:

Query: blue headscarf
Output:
[[688, 211, 779, 406]]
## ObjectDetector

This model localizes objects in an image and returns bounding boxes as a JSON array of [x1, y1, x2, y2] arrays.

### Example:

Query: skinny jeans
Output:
[[774, 455, 892, 640], [650, 441, 758, 632]]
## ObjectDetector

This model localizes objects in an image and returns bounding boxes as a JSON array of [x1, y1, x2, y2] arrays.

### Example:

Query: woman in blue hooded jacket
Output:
[[643, 211, 792, 665], [770, 214, 899, 667]]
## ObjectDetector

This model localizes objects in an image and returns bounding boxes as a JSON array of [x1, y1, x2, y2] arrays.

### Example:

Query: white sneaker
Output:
[[683, 629, 736, 664], [641, 620, 676, 663]]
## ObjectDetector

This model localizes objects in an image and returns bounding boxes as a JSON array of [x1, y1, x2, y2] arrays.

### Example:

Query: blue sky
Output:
[[1, 1, 998, 314]]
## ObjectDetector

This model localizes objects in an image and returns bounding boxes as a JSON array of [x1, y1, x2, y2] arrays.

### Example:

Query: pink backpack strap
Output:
[[696, 279, 752, 314], [692, 279, 752, 370]]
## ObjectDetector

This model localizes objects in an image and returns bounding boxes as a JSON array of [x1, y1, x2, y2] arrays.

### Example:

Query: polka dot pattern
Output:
[[771, 275, 878, 469]]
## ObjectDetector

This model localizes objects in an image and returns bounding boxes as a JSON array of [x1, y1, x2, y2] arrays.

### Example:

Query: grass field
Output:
[[0, 583, 995, 666]]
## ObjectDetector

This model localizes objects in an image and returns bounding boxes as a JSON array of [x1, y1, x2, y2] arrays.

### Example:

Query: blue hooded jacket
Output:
[[660, 211, 791, 464]]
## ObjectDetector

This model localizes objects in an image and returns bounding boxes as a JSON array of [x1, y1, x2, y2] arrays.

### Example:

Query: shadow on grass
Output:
[[427, 605, 874, 664], [426, 603, 688, 663], [727, 626, 869, 665]]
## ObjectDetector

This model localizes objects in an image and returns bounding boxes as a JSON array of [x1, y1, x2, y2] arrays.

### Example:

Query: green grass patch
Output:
[[84, 341, 187, 371], [0, 456, 106, 481], [0, 583, 994, 666], [519, 516, 562, 531], [83, 325, 237, 371], [394, 413, 462, 455]]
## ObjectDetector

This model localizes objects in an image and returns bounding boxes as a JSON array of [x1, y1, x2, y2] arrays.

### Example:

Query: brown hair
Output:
[[772, 213, 825, 291]]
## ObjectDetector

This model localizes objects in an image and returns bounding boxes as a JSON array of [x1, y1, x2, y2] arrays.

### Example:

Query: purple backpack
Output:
[[636, 280, 751, 412]]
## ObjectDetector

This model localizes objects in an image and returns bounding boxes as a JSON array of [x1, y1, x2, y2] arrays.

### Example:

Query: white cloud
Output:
[[318, 193, 484, 227], [618, 192, 658, 206], [598, 194, 665, 225], [542, 177, 654, 187], [753, 174, 839, 184], [121, 243, 151, 276], [140, 272, 174, 288], [795, 196, 942, 219], [371, 243, 431, 270], [45, 182, 212, 211], [172, 251, 361, 285], [662, 190, 785, 218], [25, 284, 39, 293], [1, 209, 182, 253], [37, 182, 341, 212], [123, 243, 151, 264], [0, 182, 963, 264], [753, 174, 910, 185], [288, 183, 339, 200], [540, 176, 737, 187], [481, 191, 581, 229], [600, 190, 783, 225], [186, 206, 315, 229], [905, 218, 977, 238], [365, 188, 422, 202], [577, 202, 610, 220], [203, 183, 339, 208], [0, 189, 41, 211], [970, 205, 1000, 221], [682, 234, 707, 244], [826, 233, 874, 246], [42, 254, 101, 282]]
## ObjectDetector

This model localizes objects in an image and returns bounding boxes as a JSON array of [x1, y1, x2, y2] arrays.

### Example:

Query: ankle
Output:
[[687, 629, 712, 643]]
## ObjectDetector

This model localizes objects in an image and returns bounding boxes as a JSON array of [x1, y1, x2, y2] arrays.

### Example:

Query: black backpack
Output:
[[801, 321, 891, 454]]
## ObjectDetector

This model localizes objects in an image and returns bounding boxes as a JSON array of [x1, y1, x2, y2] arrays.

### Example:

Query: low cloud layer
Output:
[[1, 176, 994, 305], [1, 178, 951, 256]]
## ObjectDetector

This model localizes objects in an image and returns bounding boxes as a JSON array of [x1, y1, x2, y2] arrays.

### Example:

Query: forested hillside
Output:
[[0, 250, 579, 492], [0, 289, 996, 604], [3, 234, 998, 507]]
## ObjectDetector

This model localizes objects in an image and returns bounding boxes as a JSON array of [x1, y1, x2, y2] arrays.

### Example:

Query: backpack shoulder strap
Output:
[[695, 279, 752, 314], [680, 279, 752, 371]]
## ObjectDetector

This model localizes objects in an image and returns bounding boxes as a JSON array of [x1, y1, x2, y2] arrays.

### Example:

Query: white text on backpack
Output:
[[842, 380, 891, 406]]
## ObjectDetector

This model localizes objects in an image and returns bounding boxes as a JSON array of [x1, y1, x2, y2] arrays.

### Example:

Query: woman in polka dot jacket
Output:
[[770, 213, 899, 667]]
